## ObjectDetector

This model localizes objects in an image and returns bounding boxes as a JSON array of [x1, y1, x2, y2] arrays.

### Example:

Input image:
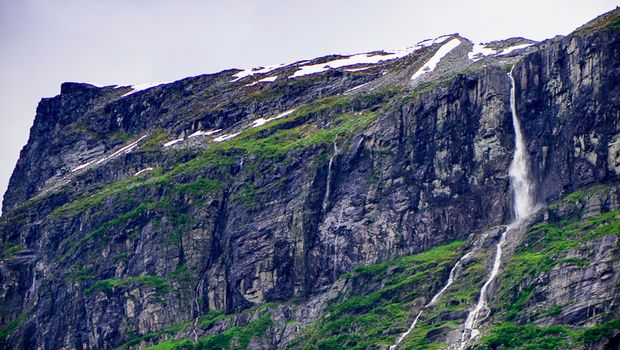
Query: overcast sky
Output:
[[0, 0, 618, 210]]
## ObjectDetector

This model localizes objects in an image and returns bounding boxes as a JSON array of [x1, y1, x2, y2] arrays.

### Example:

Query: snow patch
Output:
[[288, 41, 432, 79], [95, 135, 147, 165], [71, 136, 146, 172], [345, 67, 371, 72], [231, 64, 286, 82], [498, 43, 533, 56], [347, 83, 369, 93], [245, 76, 278, 87], [71, 161, 94, 172], [289, 50, 413, 78], [134, 167, 153, 176], [188, 129, 222, 138], [468, 43, 497, 61], [411, 38, 461, 80], [213, 133, 240, 142], [163, 138, 184, 147], [121, 83, 165, 97], [251, 109, 296, 128]]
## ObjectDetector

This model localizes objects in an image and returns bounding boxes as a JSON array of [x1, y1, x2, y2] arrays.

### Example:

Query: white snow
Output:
[[344, 67, 371, 72], [498, 43, 534, 56], [468, 43, 497, 61], [95, 135, 147, 165], [251, 109, 296, 128], [134, 167, 153, 176], [213, 133, 240, 142], [258, 76, 278, 83], [231, 64, 286, 82], [188, 129, 222, 138], [346, 83, 369, 93], [71, 135, 146, 172], [163, 138, 184, 147], [411, 38, 461, 80], [71, 161, 94, 172], [288, 39, 440, 79], [245, 76, 278, 87], [289, 49, 417, 78], [121, 83, 165, 97]]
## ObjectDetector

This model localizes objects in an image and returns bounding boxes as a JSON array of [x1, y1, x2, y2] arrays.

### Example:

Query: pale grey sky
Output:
[[0, 0, 618, 210]]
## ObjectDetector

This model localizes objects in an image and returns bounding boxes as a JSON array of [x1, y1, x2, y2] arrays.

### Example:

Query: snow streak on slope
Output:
[[289, 35, 455, 78], [251, 109, 296, 128], [411, 38, 461, 80]]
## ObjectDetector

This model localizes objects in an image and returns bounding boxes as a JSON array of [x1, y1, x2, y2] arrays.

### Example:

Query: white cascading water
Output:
[[192, 279, 204, 341], [507, 66, 535, 221], [322, 139, 339, 213], [389, 252, 472, 350], [455, 65, 535, 350]]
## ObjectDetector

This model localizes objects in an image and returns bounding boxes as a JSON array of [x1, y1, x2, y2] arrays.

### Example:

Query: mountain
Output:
[[1, 8, 619, 350]]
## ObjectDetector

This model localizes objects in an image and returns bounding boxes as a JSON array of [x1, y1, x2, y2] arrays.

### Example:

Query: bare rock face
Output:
[[1, 8, 619, 350]]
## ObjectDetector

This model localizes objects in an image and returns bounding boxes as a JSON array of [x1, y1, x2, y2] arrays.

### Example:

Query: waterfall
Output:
[[322, 138, 339, 213], [389, 252, 472, 349], [191, 279, 204, 341], [507, 66, 535, 220], [455, 65, 536, 350]]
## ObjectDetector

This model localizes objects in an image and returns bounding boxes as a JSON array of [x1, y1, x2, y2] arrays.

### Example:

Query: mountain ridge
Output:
[[1, 7, 619, 350]]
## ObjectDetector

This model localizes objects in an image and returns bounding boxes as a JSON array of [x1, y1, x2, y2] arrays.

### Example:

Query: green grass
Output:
[[0, 313, 26, 341], [477, 320, 620, 350], [0, 243, 25, 259], [118, 321, 193, 349], [496, 194, 620, 320], [487, 185, 620, 345], [478, 322, 578, 350], [172, 178, 221, 197], [47, 92, 385, 220], [288, 240, 466, 349], [144, 313, 273, 350]]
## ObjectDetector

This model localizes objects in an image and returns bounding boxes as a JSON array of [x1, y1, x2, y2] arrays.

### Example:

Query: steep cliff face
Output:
[[1, 9, 619, 350]]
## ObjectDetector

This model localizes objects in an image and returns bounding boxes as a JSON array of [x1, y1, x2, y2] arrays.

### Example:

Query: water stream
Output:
[[455, 65, 536, 349], [192, 279, 204, 341], [322, 138, 339, 213], [389, 252, 472, 349]]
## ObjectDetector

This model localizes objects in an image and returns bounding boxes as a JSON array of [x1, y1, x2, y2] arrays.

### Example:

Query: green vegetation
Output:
[[60, 201, 158, 261], [118, 321, 193, 349], [144, 313, 273, 350], [576, 9, 620, 33], [86, 275, 169, 296], [172, 178, 221, 197], [496, 192, 620, 321], [582, 319, 620, 343], [67, 265, 96, 282], [482, 185, 620, 347], [198, 310, 229, 329], [49, 91, 388, 221], [0, 243, 25, 259], [478, 322, 578, 350], [477, 319, 620, 350], [0, 313, 26, 341], [289, 240, 466, 350]]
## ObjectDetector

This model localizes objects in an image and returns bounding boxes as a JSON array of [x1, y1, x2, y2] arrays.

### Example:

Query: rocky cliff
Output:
[[1, 8, 619, 350]]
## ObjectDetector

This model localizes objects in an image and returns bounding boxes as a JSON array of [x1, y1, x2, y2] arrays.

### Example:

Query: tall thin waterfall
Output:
[[507, 66, 535, 220], [455, 65, 536, 350], [322, 138, 339, 213]]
